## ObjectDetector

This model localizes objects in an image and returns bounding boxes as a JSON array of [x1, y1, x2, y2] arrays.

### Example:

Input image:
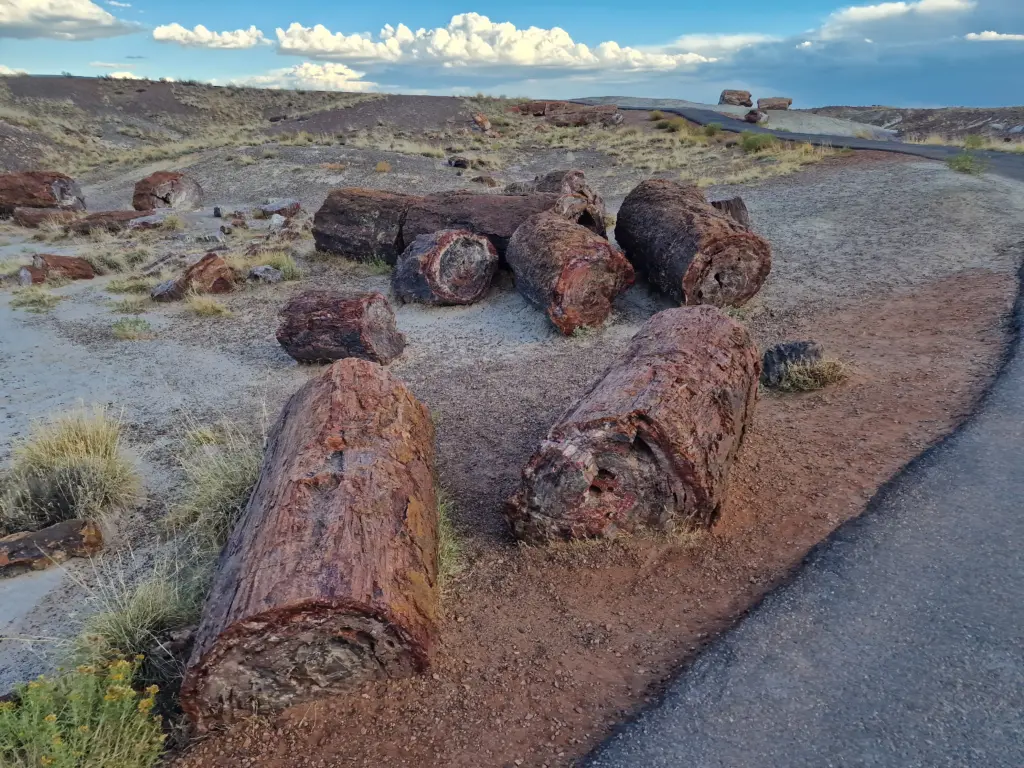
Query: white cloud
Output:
[[664, 33, 778, 56], [821, 0, 975, 37], [966, 30, 1024, 40], [108, 70, 140, 79], [797, 40, 813, 47], [276, 13, 712, 71], [0, 0, 137, 40], [105, 0, 130, 6], [0, 64, 27, 75], [89, 60, 122, 68], [235, 61, 376, 91], [153, 22, 269, 49]]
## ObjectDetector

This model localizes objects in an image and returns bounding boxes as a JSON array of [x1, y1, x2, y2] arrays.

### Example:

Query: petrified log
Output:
[[132, 171, 203, 211], [33, 254, 95, 281], [151, 253, 236, 302], [505, 306, 760, 542], [710, 196, 751, 228], [312, 188, 416, 265], [12, 207, 80, 228], [0, 171, 85, 216], [181, 358, 438, 730], [277, 291, 406, 364], [757, 97, 793, 111], [393, 229, 498, 306], [0, 519, 103, 576], [614, 179, 771, 307], [69, 210, 154, 235], [719, 89, 753, 108], [744, 109, 767, 124], [257, 199, 302, 219], [506, 213, 633, 335]]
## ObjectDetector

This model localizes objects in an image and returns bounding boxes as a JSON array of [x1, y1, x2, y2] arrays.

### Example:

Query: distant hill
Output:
[[807, 105, 1024, 141]]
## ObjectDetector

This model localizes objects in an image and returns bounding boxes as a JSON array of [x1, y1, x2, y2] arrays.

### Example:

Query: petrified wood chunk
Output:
[[32, 254, 95, 281], [312, 188, 416, 265], [393, 229, 498, 306], [0, 171, 85, 216], [0, 519, 103, 576], [719, 89, 753, 108], [277, 291, 406, 364], [132, 171, 203, 211], [505, 306, 760, 543], [12, 207, 80, 229], [180, 358, 438, 730], [710, 196, 751, 228]]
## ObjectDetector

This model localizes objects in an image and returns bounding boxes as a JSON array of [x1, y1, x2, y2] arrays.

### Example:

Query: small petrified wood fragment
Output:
[[393, 229, 498, 306], [505, 306, 760, 543], [506, 213, 633, 335], [0, 519, 103, 576], [180, 359, 438, 730], [615, 179, 771, 307], [710, 196, 751, 228], [277, 291, 406, 364], [312, 188, 416, 265]]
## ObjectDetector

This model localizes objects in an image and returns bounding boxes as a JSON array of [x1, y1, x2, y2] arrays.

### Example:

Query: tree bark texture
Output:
[[276, 291, 406, 364], [393, 229, 498, 306]]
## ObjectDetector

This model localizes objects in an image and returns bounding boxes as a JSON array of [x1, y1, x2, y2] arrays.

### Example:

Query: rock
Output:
[[719, 90, 753, 108], [710, 196, 752, 228], [0, 171, 85, 216], [393, 229, 498, 306], [761, 341, 823, 388], [448, 156, 471, 169], [258, 199, 302, 219], [132, 171, 203, 211], [248, 265, 283, 283], [151, 279, 182, 302], [213, 206, 223, 218], [219, 225, 233, 236], [32, 254, 95, 281], [471, 175, 499, 187], [546, 106, 623, 128], [277, 291, 406, 364], [473, 113, 492, 132], [1, 519, 103, 576], [757, 97, 793, 111], [151, 253, 236, 302], [743, 109, 767, 124], [268, 213, 287, 232], [18, 266, 46, 286], [312, 188, 416, 265], [168, 232, 225, 244], [11, 207, 80, 229], [503, 181, 535, 195], [69, 210, 154, 235]]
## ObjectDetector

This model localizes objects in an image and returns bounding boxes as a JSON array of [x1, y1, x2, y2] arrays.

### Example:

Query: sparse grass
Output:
[[30, 220, 69, 243], [905, 133, 1024, 154], [160, 215, 184, 232], [704, 123, 723, 137], [107, 275, 162, 294], [0, 659, 165, 768], [375, 160, 392, 173], [0, 406, 139, 535], [227, 249, 303, 280], [739, 131, 781, 153], [234, 154, 257, 166], [110, 296, 149, 314], [774, 359, 850, 392], [112, 318, 155, 340], [437, 489, 464, 586], [185, 292, 231, 317], [260, 148, 279, 159], [947, 152, 985, 175], [10, 287, 62, 312], [648, 110, 665, 121]]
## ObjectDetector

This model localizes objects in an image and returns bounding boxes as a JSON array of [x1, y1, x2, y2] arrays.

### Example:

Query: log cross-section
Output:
[[181, 359, 439, 730]]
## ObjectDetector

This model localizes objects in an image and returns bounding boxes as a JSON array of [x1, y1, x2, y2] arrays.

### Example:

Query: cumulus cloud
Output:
[[0, 0, 137, 39], [276, 13, 711, 71], [966, 30, 1024, 40], [662, 33, 778, 56], [235, 61, 376, 91], [0, 64, 28, 75], [820, 0, 975, 38], [108, 70, 140, 79], [153, 22, 269, 49], [105, 0, 130, 6]]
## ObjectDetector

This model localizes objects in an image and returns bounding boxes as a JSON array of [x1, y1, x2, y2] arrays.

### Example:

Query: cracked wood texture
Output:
[[505, 307, 760, 543], [615, 179, 771, 307], [132, 171, 203, 211], [506, 213, 634, 335], [181, 359, 439, 731], [393, 229, 498, 306], [277, 291, 406, 364], [312, 188, 416, 265]]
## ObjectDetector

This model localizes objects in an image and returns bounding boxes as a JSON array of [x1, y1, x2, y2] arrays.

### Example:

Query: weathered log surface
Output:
[[152, 253, 235, 301], [710, 196, 751, 228], [393, 229, 498, 306], [132, 171, 203, 211], [12, 207, 80, 228], [757, 97, 793, 110], [505, 306, 760, 543], [719, 89, 753, 107], [312, 188, 415, 265], [506, 213, 633, 335], [504, 170, 608, 234], [614, 179, 771, 307], [277, 291, 406, 364], [33, 254, 96, 281], [69, 210, 154, 235], [0, 519, 103, 576], [181, 359, 438, 730], [0, 171, 85, 216]]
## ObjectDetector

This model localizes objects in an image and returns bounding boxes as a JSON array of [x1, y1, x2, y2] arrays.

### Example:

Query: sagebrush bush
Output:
[[739, 131, 780, 154]]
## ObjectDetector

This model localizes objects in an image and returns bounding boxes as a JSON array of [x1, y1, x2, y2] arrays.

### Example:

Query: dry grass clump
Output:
[[0, 406, 139, 535], [774, 359, 850, 392], [107, 275, 162, 294], [905, 133, 1024, 153], [739, 131, 781, 153], [375, 160, 392, 173], [185, 292, 231, 317], [348, 131, 445, 158], [112, 318, 155, 340], [227, 249, 302, 280], [437, 490, 465, 587], [111, 296, 149, 314], [10, 287, 62, 312]]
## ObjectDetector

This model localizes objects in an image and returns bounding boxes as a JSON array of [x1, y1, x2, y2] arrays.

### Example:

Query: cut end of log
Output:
[[682, 230, 772, 307], [393, 229, 498, 306]]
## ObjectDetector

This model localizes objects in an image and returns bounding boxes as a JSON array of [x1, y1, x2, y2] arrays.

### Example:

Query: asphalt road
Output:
[[585, 258, 1024, 762]]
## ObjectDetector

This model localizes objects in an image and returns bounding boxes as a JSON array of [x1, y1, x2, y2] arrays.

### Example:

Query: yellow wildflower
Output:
[[44, 714, 57, 723], [138, 697, 155, 713], [145, 685, 159, 695], [78, 725, 90, 733], [41, 757, 54, 766]]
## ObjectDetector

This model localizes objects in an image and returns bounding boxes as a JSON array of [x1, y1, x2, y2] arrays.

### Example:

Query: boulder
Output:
[[18, 266, 47, 286], [277, 291, 406, 364], [761, 341, 824, 388], [757, 97, 793, 111], [743, 109, 767, 124], [32, 254, 95, 281], [12, 207, 80, 229], [132, 171, 203, 211], [0, 171, 85, 216], [1, 519, 103, 576], [68, 210, 154, 235], [151, 253, 236, 302], [719, 90, 753, 108], [248, 265, 283, 284], [257, 199, 301, 219]]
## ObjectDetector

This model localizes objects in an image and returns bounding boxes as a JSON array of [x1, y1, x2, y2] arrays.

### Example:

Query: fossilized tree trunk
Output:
[[393, 229, 498, 305], [312, 188, 416, 265], [710, 196, 751, 228], [181, 359, 439, 730], [276, 291, 406, 364], [505, 306, 760, 543]]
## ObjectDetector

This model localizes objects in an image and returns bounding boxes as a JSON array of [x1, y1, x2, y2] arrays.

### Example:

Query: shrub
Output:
[[0, 407, 138, 535], [111, 296, 149, 314], [947, 152, 984, 175], [10, 288, 62, 313], [112, 318, 155, 340], [0, 660, 164, 768], [648, 110, 665, 121], [962, 134, 985, 150], [774, 359, 850, 392], [704, 123, 723, 137], [159, 215, 184, 232], [740, 132, 780, 154], [375, 160, 392, 173]]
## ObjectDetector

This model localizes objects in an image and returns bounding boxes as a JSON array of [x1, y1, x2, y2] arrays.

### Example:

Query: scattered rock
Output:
[[1, 519, 103, 577], [0, 171, 85, 216], [69, 209, 154, 235], [11, 207, 80, 228], [151, 253, 235, 302], [258, 199, 302, 219], [248, 265, 283, 284], [213, 206, 223, 218], [17, 266, 46, 286], [710, 196, 752, 228], [761, 341, 824, 387], [268, 213, 287, 232], [219, 225, 233, 236], [473, 113, 492, 132], [757, 97, 793, 111], [132, 170, 203, 211], [719, 90, 753, 108], [744, 110, 767, 124], [150, 279, 182, 302], [32, 254, 95, 281], [393, 229, 498, 306], [471, 175, 499, 187], [448, 156, 471, 169], [277, 291, 406, 364]]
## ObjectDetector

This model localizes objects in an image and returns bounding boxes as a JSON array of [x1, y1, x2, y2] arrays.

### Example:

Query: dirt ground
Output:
[[2, 138, 1024, 767]]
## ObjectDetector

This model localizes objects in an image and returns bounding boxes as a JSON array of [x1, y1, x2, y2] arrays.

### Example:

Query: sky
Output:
[[1, 0, 1022, 107]]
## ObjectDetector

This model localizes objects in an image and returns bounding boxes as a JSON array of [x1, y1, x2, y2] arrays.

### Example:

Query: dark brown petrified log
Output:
[[393, 229, 498, 306]]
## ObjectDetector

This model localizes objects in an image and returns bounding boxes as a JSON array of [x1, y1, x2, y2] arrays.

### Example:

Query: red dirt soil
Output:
[[174, 269, 1015, 768]]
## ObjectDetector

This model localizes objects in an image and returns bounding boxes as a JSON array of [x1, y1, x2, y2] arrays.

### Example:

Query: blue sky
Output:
[[1, 0, 1022, 106]]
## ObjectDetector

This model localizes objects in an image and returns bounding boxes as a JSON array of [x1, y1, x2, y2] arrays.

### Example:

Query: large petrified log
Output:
[[719, 89, 753, 108], [0, 171, 85, 216], [757, 97, 793, 110], [505, 306, 760, 543], [710, 196, 751, 228], [181, 359, 438, 730], [32, 254, 96, 281], [277, 291, 406, 364], [132, 171, 203, 211], [12, 207, 80, 229], [0, 519, 103, 576], [506, 213, 633, 335], [503, 170, 608, 234], [614, 179, 771, 307], [393, 229, 498, 306], [312, 188, 416, 265]]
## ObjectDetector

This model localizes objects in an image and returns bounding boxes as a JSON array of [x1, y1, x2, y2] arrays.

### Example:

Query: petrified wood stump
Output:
[[181, 359, 438, 730], [615, 179, 771, 307], [277, 291, 406, 364], [505, 306, 760, 543], [393, 229, 498, 306]]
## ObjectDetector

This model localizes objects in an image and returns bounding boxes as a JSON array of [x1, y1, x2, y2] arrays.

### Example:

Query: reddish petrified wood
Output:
[[710, 196, 752, 228], [615, 179, 771, 307], [0, 520, 103, 576], [12, 207, 80, 228], [393, 229, 498, 306], [180, 359, 438, 730], [33, 254, 95, 281], [545, 106, 623, 127], [504, 170, 608, 234], [0, 171, 85, 216], [277, 291, 406, 364], [312, 188, 416, 265], [514, 101, 578, 116], [69, 210, 154, 235], [151, 253, 236, 302], [506, 213, 633, 335], [505, 306, 760, 543], [132, 171, 203, 211], [17, 266, 47, 285]]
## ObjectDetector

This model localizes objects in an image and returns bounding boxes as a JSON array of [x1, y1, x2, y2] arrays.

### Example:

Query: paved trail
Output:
[[584, 98, 1024, 768]]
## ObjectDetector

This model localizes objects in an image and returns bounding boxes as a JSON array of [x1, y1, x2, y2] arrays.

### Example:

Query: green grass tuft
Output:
[[112, 318, 155, 340], [739, 131, 781, 154], [10, 287, 62, 313], [947, 152, 985, 175], [437, 489, 465, 586]]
